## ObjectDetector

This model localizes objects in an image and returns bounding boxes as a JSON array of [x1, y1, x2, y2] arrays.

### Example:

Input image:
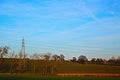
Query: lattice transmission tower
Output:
[[21, 38, 25, 59], [18, 38, 26, 72]]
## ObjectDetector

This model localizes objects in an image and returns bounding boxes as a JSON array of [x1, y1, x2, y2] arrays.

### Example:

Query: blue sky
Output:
[[0, 0, 120, 60]]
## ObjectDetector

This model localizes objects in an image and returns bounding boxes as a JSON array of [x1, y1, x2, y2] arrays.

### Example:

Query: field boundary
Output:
[[0, 73, 120, 77], [57, 73, 120, 77]]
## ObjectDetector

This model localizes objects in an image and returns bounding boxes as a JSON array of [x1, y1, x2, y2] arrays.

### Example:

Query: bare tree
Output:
[[116, 57, 120, 65], [91, 58, 96, 64], [96, 58, 104, 64], [0, 46, 9, 58], [71, 57, 77, 62], [44, 52, 51, 60], [52, 54, 58, 61], [108, 56, 120, 65], [60, 54, 65, 61]]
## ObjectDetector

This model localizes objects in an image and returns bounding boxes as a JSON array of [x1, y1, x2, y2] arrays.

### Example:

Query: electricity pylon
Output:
[[18, 38, 26, 72]]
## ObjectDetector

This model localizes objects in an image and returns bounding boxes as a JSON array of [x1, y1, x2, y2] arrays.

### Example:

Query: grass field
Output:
[[2, 59, 120, 73], [31, 60, 120, 73], [55, 61, 120, 73], [0, 75, 120, 80]]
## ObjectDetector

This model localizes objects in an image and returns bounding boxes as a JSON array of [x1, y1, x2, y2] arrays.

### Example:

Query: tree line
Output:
[[71, 56, 120, 65], [0, 46, 120, 65], [0, 46, 120, 75]]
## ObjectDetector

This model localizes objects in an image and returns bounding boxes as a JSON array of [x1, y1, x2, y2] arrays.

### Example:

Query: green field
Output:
[[55, 61, 120, 73], [0, 60, 120, 80], [29, 60, 120, 73], [0, 75, 120, 80], [1, 59, 120, 74]]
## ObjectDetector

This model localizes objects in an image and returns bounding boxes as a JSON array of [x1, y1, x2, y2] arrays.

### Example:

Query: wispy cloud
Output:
[[59, 14, 120, 35], [79, 2, 97, 20], [0, 0, 120, 59], [0, 0, 97, 20]]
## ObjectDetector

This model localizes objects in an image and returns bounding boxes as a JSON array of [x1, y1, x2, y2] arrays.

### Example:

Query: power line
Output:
[[0, 39, 119, 53]]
